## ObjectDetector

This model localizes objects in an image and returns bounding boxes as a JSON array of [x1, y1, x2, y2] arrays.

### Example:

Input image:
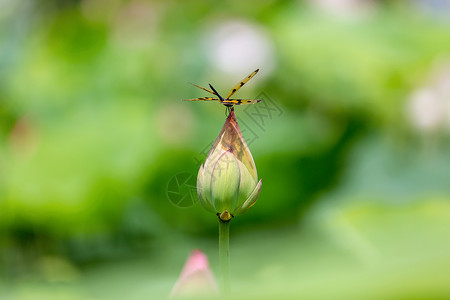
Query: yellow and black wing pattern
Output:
[[221, 99, 261, 106], [184, 97, 219, 102], [189, 83, 216, 95], [226, 69, 259, 99]]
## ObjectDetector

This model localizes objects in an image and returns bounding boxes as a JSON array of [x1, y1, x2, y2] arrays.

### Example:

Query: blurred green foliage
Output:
[[1, 0, 450, 298]]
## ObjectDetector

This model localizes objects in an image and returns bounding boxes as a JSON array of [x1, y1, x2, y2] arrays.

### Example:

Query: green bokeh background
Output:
[[1, 0, 450, 299]]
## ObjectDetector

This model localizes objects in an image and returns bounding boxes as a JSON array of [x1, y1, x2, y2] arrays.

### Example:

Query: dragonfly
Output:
[[184, 69, 262, 114]]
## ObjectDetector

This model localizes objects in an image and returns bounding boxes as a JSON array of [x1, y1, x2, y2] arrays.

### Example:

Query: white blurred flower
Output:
[[407, 61, 450, 133], [203, 20, 275, 77], [408, 88, 446, 132], [434, 66, 450, 130], [309, 0, 377, 18]]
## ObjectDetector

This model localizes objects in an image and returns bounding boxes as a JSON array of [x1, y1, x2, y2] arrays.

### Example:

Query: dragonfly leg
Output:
[[225, 105, 233, 116]]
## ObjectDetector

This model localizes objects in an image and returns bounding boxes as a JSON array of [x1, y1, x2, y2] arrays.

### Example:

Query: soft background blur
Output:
[[1, 0, 450, 299]]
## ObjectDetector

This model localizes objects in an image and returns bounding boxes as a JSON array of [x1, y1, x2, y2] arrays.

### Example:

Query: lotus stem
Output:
[[218, 216, 230, 293]]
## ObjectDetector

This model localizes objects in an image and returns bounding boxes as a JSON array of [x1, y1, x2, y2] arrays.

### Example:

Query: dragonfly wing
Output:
[[221, 99, 261, 105], [226, 69, 259, 99], [189, 83, 216, 95], [184, 97, 219, 101]]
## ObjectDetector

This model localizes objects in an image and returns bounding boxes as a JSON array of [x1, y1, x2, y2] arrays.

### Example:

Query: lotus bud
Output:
[[197, 108, 262, 221], [169, 250, 218, 298]]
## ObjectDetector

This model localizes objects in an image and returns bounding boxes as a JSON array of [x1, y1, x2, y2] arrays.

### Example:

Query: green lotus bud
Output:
[[197, 108, 262, 221]]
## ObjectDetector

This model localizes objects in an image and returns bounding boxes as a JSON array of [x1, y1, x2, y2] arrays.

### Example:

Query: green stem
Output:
[[218, 216, 230, 293]]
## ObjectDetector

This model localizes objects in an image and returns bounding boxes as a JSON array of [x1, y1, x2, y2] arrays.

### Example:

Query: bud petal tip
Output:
[[233, 179, 262, 216]]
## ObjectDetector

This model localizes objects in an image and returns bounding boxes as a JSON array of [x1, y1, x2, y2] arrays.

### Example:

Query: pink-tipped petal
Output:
[[170, 250, 218, 298]]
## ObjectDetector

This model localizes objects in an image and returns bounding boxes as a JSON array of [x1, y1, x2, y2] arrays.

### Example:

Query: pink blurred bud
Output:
[[170, 250, 218, 298]]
